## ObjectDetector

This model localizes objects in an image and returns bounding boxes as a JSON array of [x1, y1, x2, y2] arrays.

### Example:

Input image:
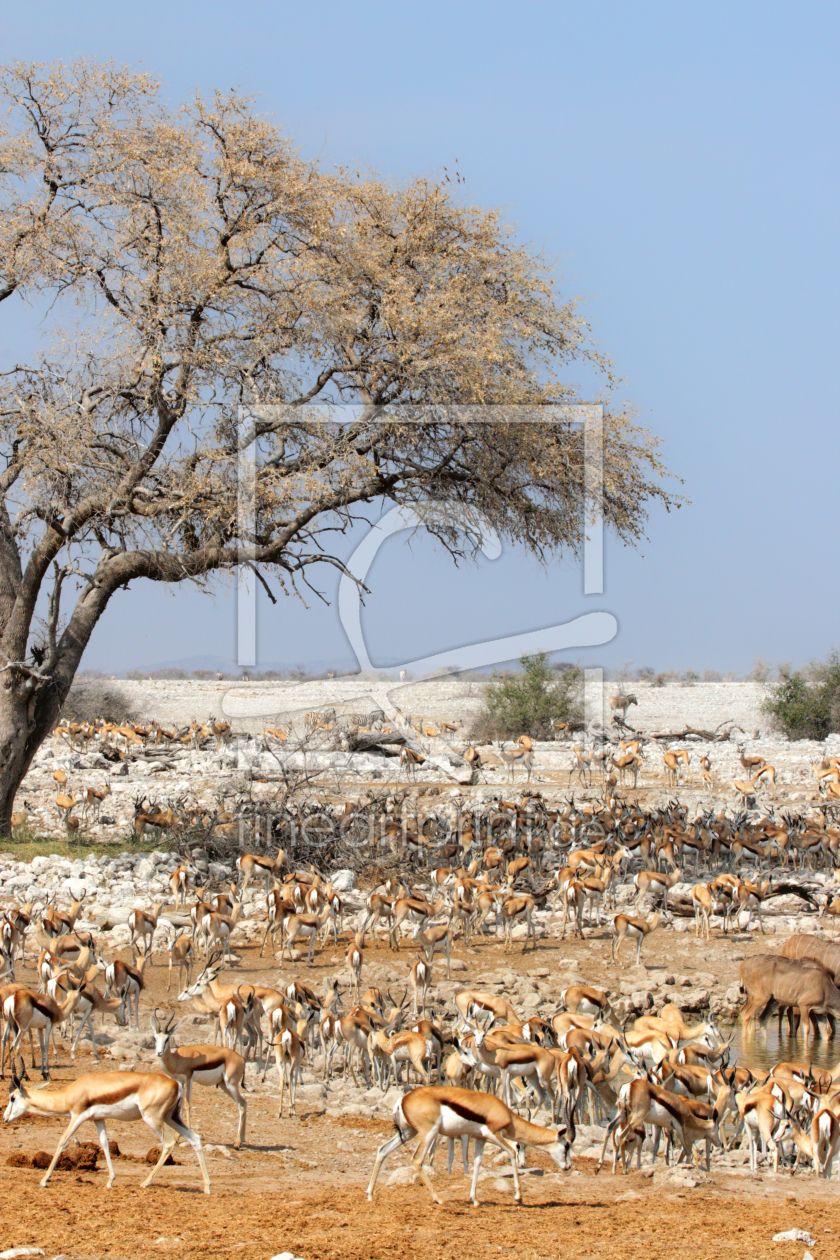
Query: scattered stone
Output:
[[772, 1231, 815, 1246], [0, 1251, 46, 1259], [385, 1165, 417, 1186], [296, 1083, 327, 1101], [330, 869, 357, 893]]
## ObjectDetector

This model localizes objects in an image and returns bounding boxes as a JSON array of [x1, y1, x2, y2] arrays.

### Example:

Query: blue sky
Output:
[[3, 1, 837, 675]]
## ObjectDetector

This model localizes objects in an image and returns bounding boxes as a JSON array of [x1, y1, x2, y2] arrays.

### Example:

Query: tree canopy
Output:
[[0, 59, 677, 826]]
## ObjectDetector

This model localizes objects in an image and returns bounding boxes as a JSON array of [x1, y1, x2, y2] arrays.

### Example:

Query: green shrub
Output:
[[472, 653, 583, 740], [762, 650, 840, 740]]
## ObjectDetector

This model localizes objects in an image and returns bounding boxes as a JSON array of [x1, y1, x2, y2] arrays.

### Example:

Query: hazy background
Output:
[[3, 1, 837, 677]]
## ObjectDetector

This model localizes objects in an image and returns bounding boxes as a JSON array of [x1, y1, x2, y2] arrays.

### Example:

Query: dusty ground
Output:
[[3, 678, 839, 1257], [109, 677, 772, 736], [2, 929, 839, 1260], [1, 1166, 837, 1260]]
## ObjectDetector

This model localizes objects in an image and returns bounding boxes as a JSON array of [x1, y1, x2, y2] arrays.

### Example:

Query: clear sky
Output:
[[3, 1, 837, 676]]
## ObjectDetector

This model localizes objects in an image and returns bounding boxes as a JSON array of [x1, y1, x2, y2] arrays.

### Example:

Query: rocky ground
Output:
[[1, 679, 839, 1259], [1, 846, 835, 1030], [17, 678, 840, 845], [0, 924, 838, 1260]]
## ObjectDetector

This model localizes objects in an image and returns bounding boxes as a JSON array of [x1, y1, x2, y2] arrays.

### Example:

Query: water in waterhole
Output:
[[723, 1021, 838, 1074]]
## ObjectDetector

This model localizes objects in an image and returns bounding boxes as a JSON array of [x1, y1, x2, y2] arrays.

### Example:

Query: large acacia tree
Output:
[[0, 60, 676, 830]]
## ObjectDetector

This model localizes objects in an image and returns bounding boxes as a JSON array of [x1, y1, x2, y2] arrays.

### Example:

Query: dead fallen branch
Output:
[[644, 721, 747, 743]]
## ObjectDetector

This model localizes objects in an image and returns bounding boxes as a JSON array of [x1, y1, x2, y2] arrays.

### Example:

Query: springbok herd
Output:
[[10, 714, 840, 855], [3, 760, 840, 1203]]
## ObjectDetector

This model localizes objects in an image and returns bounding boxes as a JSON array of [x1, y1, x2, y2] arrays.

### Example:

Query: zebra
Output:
[[347, 709, 386, 730], [304, 708, 337, 732]]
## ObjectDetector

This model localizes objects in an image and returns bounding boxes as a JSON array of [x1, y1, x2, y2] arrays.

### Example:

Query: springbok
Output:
[[269, 1027, 305, 1117], [103, 953, 148, 1030], [346, 933, 364, 1004], [169, 865, 190, 908], [4, 1063, 210, 1192], [167, 932, 194, 992], [127, 902, 164, 959], [236, 848, 285, 894], [399, 748, 426, 780], [367, 1086, 572, 1205], [280, 904, 332, 964], [201, 903, 242, 963], [0, 983, 83, 1078], [411, 958, 432, 1015], [612, 751, 642, 787], [151, 1008, 247, 1146], [610, 910, 668, 967], [498, 743, 534, 783]]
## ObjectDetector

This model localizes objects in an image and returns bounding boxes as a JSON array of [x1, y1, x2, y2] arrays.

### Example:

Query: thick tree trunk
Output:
[[0, 672, 64, 836]]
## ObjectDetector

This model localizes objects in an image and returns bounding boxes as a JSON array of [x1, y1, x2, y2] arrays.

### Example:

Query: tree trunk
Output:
[[0, 671, 63, 836]]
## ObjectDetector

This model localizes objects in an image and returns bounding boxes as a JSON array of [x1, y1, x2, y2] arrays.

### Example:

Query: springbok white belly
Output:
[[86, 1095, 143, 1122]]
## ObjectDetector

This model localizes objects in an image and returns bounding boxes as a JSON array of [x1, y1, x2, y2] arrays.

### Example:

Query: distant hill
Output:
[[120, 653, 361, 679]]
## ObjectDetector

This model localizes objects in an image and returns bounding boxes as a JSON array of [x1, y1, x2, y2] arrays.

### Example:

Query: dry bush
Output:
[[61, 673, 138, 725]]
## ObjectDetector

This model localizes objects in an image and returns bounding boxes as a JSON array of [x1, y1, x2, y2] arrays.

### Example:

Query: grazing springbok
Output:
[[597, 1077, 728, 1174], [367, 1086, 572, 1206], [399, 747, 426, 780]]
